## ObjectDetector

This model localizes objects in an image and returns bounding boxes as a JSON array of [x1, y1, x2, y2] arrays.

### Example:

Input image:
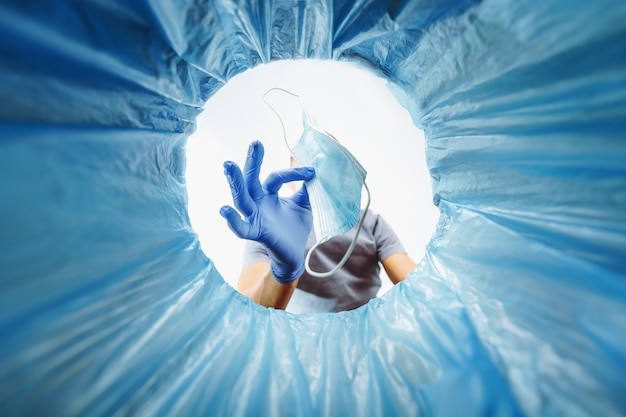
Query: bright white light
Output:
[[186, 59, 439, 295]]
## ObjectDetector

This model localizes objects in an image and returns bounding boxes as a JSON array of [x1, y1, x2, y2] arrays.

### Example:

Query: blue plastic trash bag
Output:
[[1, 0, 625, 416]]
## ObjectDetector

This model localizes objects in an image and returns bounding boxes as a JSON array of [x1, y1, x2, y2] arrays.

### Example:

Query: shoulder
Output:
[[243, 239, 266, 253], [364, 209, 406, 257], [364, 209, 390, 233], [242, 240, 269, 267]]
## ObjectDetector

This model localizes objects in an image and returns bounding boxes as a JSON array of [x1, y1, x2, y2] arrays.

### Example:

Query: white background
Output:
[[186, 59, 439, 295]]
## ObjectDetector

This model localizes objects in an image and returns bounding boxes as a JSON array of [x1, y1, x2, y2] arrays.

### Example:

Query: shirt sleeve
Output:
[[372, 213, 407, 261], [242, 240, 270, 268]]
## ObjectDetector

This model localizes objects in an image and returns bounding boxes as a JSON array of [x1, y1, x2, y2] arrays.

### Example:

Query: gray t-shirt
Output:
[[242, 209, 407, 313]]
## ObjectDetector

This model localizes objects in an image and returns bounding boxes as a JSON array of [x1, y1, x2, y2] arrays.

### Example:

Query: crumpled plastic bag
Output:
[[0, 0, 625, 416]]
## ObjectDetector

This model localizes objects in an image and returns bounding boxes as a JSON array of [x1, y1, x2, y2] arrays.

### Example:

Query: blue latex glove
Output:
[[220, 141, 316, 283]]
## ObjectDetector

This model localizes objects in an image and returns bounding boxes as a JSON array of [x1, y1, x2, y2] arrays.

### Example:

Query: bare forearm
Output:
[[382, 253, 417, 284], [239, 264, 299, 309]]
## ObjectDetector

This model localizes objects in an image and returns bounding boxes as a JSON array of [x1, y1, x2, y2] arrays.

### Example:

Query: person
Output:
[[220, 140, 416, 313]]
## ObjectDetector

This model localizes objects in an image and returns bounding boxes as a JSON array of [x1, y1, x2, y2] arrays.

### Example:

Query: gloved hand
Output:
[[220, 141, 315, 283]]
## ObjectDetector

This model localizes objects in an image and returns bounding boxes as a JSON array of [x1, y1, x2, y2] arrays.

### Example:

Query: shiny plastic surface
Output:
[[1, 1, 625, 416]]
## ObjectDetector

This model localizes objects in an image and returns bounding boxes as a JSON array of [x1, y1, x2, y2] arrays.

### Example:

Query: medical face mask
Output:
[[263, 88, 371, 278], [292, 117, 367, 240]]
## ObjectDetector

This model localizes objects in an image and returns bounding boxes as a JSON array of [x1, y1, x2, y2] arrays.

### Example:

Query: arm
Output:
[[220, 141, 314, 309], [237, 261, 298, 309], [381, 253, 416, 284], [373, 214, 416, 284]]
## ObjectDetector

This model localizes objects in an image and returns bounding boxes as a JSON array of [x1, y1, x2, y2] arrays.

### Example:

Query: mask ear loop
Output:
[[305, 182, 371, 278], [262, 87, 369, 279], [262, 87, 302, 155]]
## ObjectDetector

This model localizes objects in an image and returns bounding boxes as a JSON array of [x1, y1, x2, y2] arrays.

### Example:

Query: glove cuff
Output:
[[270, 261, 305, 284]]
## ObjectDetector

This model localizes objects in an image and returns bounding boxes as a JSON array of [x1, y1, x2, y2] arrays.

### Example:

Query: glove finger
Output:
[[290, 183, 312, 209], [264, 167, 315, 194], [219, 206, 252, 239], [243, 141, 265, 200], [224, 161, 255, 217]]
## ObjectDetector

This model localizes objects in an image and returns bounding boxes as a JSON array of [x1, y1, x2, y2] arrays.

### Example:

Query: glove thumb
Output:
[[290, 183, 312, 209]]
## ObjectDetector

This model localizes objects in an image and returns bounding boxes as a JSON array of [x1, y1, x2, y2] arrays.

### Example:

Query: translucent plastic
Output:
[[1, 1, 625, 416]]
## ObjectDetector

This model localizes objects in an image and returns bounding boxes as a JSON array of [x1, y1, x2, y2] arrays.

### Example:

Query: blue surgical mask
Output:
[[292, 116, 367, 240], [293, 116, 371, 278], [262, 87, 371, 278]]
